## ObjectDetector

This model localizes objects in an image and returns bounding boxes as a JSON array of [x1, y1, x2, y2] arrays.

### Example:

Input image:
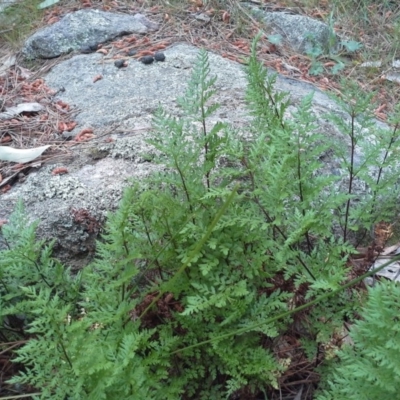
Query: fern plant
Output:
[[2, 34, 400, 399], [317, 280, 400, 400]]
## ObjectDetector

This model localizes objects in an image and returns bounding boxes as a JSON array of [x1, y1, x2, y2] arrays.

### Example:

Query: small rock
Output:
[[392, 60, 400, 69], [88, 148, 110, 160], [61, 131, 74, 140], [360, 61, 382, 68], [245, 5, 340, 55], [385, 73, 400, 83], [194, 13, 211, 23], [127, 49, 137, 56], [80, 45, 94, 54], [154, 52, 165, 62], [140, 56, 154, 65], [114, 59, 125, 68]]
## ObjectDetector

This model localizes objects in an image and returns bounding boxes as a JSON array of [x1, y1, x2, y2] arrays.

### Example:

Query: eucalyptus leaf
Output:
[[0, 102, 44, 120], [37, 0, 60, 9], [0, 145, 51, 163]]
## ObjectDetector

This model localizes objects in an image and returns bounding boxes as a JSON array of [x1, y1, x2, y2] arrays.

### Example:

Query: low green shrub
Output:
[[1, 33, 400, 399]]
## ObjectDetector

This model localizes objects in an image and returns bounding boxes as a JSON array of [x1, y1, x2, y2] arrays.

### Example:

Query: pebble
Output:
[[114, 60, 125, 68], [80, 45, 93, 54], [140, 56, 154, 65], [80, 43, 98, 54], [127, 49, 137, 56], [154, 52, 166, 62]]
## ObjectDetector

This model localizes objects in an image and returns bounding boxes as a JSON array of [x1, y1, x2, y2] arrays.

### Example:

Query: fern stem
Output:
[[243, 156, 316, 280], [121, 283, 125, 303], [58, 340, 73, 369], [140, 209, 163, 277], [0, 277, 10, 294], [0, 393, 43, 399], [200, 84, 211, 191], [254, 195, 316, 280], [343, 111, 357, 242], [265, 84, 285, 130], [174, 157, 195, 224], [371, 122, 399, 211], [31, 258, 52, 289], [163, 213, 178, 250], [296, 131, 313, 253], [124, 214, 195, 302]]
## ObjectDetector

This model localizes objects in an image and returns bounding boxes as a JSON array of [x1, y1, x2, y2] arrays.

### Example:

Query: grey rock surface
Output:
[[43, 45, 252, 131], [0, 41, 386, 268], [22, 9, 159, 59]]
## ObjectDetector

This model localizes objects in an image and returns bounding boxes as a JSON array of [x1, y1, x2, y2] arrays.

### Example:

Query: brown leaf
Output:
[[65, 122, 77, 131], [47, 17, 60, 24], [93, 74, 103, 83], [1, 184, 11, 193], [52, 167, 68, 175], [76, 133, 95, 142], [58, 122, 67, 132], [374, 221, 393, 248], [222, 11, 230, 23], [0, 135, 11, 143]]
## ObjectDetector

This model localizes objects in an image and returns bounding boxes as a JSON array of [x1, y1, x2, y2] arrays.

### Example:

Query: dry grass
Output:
[[0, 0, 44, 49]]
